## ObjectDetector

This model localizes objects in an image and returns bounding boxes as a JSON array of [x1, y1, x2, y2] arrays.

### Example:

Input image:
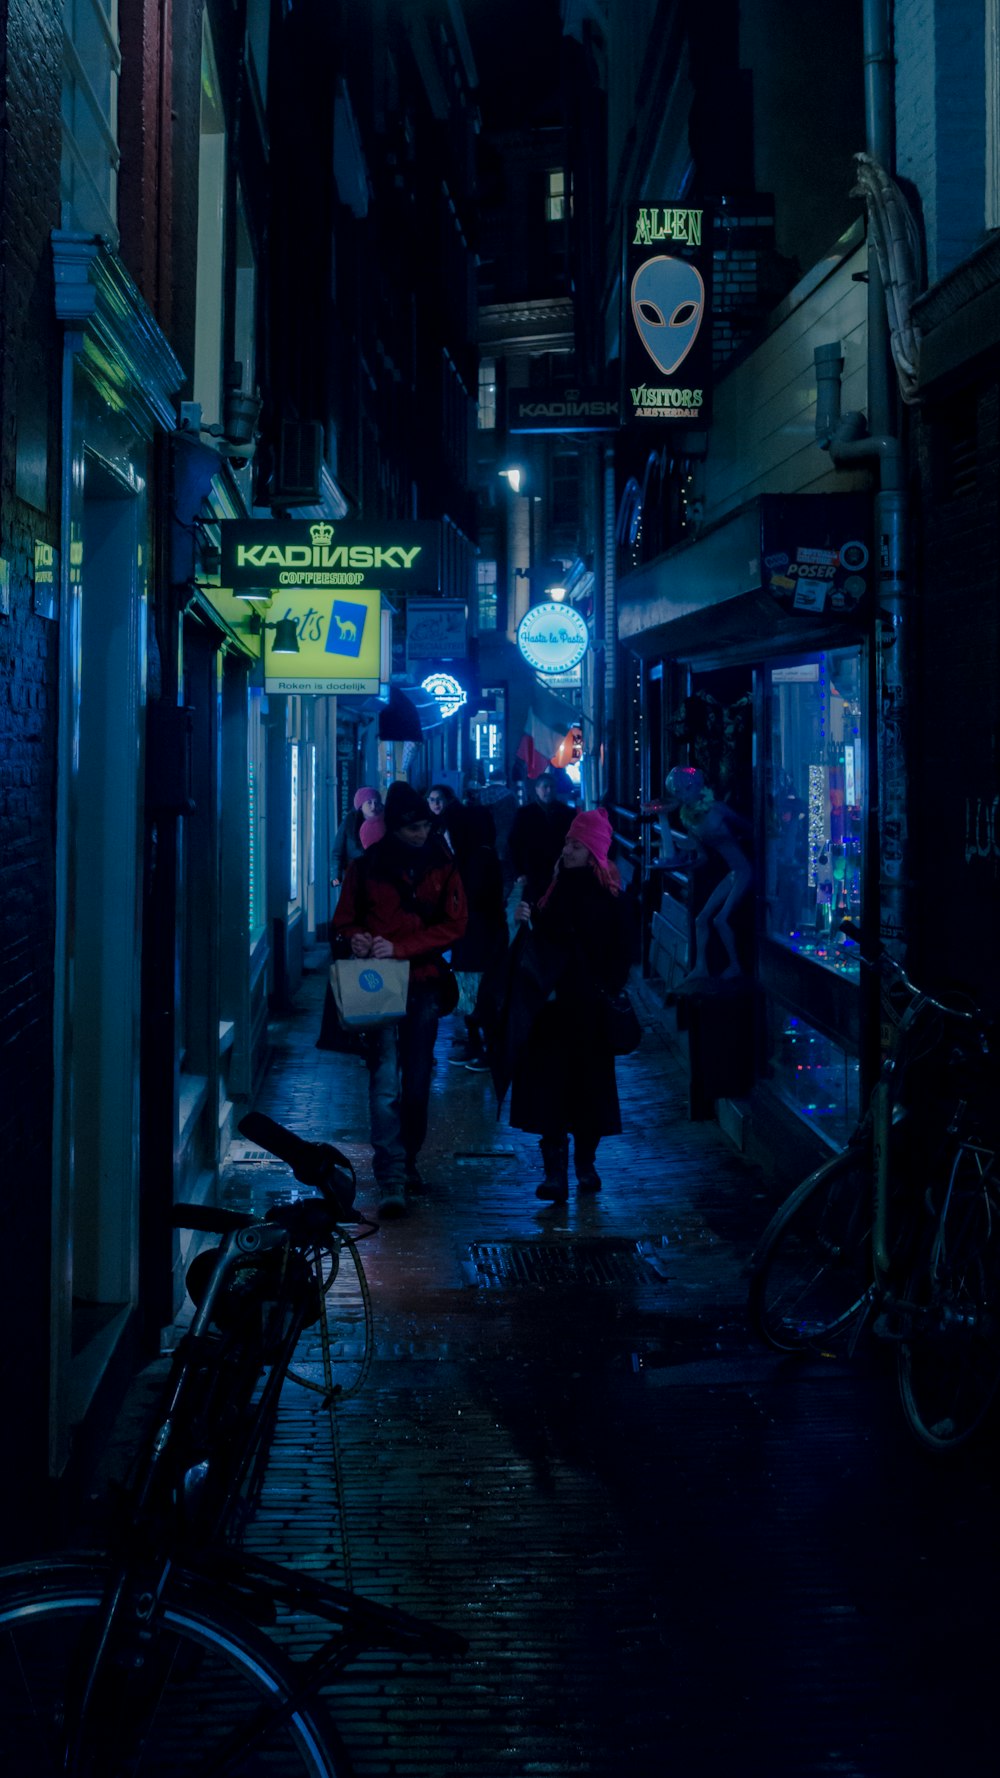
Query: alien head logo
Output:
[[630, 255, 706, 376]]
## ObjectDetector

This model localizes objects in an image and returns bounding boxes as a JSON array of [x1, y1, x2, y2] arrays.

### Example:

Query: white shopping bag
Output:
[[330, 958, 410, 1029]]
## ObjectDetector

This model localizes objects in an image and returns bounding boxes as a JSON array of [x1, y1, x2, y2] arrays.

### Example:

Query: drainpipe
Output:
[[814, 0, 910, 963], [602, 445, 617, 800]]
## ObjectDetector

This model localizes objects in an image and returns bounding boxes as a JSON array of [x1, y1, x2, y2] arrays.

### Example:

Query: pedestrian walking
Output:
[[501, 807, 632, 1202], [331, 786, 382, 887], [317, 806, 386, 1053], [482, 771, 519, 891], [507, 771, 573, 906], [332, 781, 468, 1218], [446, 799, 507, 1071], [426, 782, 458, 847]]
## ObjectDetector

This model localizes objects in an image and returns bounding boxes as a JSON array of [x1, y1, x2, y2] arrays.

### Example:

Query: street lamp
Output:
[[247, 613, 300, 653]]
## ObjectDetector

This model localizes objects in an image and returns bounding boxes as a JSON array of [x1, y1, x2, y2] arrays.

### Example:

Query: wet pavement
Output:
[[133, 952, 1000, 1773]]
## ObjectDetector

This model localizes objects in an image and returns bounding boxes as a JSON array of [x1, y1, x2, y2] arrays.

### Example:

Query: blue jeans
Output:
[[366, 985, 440, 1185]]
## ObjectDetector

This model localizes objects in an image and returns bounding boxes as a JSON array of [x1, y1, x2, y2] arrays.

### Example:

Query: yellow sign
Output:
[[263, 587, 383, 693]]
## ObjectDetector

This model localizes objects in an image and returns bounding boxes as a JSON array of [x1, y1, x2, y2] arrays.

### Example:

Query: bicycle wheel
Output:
[[0, 1560, 351, 1777], [748, 1142, 874, 1352], [897, 1151, 1000, 1451]]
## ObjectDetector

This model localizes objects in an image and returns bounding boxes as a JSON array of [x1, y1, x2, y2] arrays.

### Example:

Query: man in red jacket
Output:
[[333, 781, 468, 1218]]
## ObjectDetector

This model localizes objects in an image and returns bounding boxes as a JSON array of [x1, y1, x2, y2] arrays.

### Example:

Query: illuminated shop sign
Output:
[[220, 519, 440, 591], [516, 603, 589, 675], [406, 600, 467, 660], [622, 202, 713, 427], [507, 387, 619, 434], [263, 587, 384, 694], [421, 672, 467, 719]]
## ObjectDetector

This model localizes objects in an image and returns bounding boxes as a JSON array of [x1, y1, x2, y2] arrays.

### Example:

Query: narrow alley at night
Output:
[[2, 0, 1000, 1772]]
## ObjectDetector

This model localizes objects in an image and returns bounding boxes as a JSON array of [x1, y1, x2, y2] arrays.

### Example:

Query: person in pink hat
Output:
[[505, 806, 634, 1201], [331, 785, 382, 887]]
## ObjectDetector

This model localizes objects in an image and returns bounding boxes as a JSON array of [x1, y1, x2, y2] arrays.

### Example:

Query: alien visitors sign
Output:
[[622, 203, 713, 427]]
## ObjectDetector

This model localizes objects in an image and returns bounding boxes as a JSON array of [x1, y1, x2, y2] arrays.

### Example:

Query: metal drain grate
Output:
[[468, 1240, 650, 1288]]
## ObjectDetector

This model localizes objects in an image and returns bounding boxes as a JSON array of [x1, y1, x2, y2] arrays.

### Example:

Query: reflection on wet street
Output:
[[222, 954, 999, 1778]]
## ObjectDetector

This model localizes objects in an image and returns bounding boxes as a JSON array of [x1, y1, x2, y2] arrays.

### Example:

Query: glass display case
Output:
[[766, 1004, 861, 1147], [764, 649, 864, 983]]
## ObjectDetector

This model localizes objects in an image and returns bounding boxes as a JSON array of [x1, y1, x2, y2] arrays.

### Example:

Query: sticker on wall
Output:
[[765, 539, 869, 616]]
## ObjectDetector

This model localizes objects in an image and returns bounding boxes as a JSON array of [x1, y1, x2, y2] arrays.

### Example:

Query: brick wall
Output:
[[913, 381, 1000, 1005], [0, 0, 66, 1528], [897, 0, 986, 283]]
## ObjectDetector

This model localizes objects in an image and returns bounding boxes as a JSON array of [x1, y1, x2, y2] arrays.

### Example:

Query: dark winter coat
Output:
[[447, 806, 507, 975], [331, 810, 364, 882], [508, 799, 574, 905], [332, 833, 468, 992], [505, 867, 633, 1139]]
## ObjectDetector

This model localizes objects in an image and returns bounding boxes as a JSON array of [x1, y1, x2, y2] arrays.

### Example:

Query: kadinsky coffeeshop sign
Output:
[[622, 203, 713, 427], [220, 519, 440, 592], [516, 603, 589, 675], [508, 386, 619, 434]]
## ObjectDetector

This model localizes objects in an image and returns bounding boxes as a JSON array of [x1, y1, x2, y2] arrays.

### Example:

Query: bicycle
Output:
[[747, 929, 1000, 1453], [0, 1112, 466, 1775]]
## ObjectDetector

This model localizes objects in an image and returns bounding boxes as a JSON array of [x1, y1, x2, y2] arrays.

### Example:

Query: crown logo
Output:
[[310, 522, 334, 545]]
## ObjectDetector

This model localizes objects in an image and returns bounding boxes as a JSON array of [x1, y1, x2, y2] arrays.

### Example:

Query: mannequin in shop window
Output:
[[657, 766, 753, 982]]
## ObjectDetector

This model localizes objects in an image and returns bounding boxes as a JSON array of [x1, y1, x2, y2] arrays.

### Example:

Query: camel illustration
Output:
[[334, 614, 357, 644]]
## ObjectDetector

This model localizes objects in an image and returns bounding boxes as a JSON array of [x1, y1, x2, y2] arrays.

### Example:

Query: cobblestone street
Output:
[[210, 952, 996, 1776]]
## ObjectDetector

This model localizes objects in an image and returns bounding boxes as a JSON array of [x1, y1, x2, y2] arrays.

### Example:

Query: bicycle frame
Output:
[[5, 1112, 463, 1774]]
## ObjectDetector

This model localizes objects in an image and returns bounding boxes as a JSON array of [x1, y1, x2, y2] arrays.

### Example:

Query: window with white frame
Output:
[[61, 0, 121, 245], [546, 168, 569, 222], [194, 14, 227, 428], [477, 559, 499, 631], [478, 358, 497, 431]]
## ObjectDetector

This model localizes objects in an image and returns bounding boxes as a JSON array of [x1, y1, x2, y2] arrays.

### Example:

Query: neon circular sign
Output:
[[516, 603, 589, 674], [421, 671, 467, 719]]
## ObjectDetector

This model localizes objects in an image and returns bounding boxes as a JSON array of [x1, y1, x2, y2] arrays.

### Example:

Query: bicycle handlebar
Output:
[[237, 1112, 360, 1219], [838, 921, 988, 1029]]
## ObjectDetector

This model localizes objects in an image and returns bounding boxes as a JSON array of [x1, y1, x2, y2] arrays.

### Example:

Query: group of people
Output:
[[327, 772, 633, 1220]]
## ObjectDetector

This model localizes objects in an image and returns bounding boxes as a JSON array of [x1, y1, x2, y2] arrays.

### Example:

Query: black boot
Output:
[[536, 1137, 569, 1202], [574, 1137, 602, 1192]]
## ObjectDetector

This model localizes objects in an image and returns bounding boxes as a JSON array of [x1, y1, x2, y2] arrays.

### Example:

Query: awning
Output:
[[617, 493, 873, 664], [377, 683, 442, 741]]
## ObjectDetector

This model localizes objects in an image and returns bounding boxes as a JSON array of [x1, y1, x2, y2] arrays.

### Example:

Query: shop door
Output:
[[52, 460, 144, 1466]]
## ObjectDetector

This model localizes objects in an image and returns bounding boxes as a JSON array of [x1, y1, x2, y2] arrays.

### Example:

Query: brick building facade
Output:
[[0, 0, 480, 1541]]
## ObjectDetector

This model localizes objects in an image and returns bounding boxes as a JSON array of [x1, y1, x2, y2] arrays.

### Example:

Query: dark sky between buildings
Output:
[[464, 0, 564, 129]]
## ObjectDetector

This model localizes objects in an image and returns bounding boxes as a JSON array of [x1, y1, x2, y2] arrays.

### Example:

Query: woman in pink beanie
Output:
[[505, 805, 633, 1201], [331, 786, 383, 886]]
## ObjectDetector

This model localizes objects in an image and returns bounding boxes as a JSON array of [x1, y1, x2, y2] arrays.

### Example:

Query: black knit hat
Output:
[[383, 781, 431, 832]]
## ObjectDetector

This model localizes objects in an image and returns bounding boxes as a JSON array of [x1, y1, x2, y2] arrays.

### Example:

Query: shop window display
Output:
[[765, 650, 863, 982], [767, 1006, 861, 1146]]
